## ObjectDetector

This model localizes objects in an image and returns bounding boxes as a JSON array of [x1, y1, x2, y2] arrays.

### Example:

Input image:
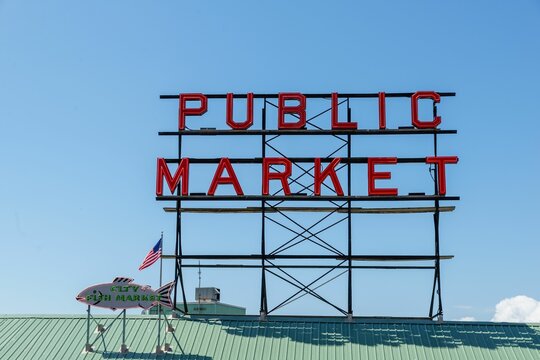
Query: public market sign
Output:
[[156, 91, 458, 199]]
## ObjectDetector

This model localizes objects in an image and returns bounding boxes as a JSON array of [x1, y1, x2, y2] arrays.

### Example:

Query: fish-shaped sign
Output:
[[76, 277, 175, 310]]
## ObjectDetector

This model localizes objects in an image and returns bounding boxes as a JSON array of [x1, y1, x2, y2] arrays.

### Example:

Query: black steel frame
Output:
[[157, 92, 458, 320]]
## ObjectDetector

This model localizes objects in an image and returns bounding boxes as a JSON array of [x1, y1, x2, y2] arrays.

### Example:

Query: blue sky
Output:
[[1, 1, 539, 321]]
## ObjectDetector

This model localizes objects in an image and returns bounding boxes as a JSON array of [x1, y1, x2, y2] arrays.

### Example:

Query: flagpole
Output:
[[157, 231, 163, 353], [159, 231, 163, 287]]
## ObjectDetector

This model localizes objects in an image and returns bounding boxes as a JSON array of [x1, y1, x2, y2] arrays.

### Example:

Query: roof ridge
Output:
[[0, 314, 539, 326]]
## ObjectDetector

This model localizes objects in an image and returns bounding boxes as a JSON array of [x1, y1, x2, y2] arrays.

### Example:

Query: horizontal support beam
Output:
[[163, 206, 455, 214], [160, 92, 456, 99], [163, 157, 432, 164], [157, 195, 460, 202], [177, 264, 434, 269], [159, 129, 457, 136], [162, 254, 453, 261]]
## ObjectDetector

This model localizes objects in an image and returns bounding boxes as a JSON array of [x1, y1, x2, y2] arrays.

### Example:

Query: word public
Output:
[[177, 91, 444, 130]]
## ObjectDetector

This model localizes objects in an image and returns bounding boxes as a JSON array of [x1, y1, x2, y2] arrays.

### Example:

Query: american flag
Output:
[[138, 238, 162, 271]]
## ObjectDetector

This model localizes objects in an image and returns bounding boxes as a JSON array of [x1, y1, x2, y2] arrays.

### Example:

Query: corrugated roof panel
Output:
[[1, 316, 540, 359]]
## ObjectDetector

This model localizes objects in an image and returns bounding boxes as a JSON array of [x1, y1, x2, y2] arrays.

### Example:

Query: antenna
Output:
[[198, 261, 201, 307], [198, 261, 201, 288]]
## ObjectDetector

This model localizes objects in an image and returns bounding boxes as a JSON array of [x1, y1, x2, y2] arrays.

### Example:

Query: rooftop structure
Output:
[[144, 287, 246, 316]]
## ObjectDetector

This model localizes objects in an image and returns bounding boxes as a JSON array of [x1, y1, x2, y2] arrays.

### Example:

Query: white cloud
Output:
[[458, 316, 476, 321], [492, 295, 540, 323]]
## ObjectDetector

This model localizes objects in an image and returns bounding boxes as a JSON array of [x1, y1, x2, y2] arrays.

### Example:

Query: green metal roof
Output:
[[1, 315, 540, 359]]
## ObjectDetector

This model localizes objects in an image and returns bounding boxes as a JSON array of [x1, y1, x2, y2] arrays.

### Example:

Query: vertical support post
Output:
[[346, 100, 353, 320], [429, 101, 443, 321], [173, 136, 180, 310], [174, 125, 188, 315], [120, 309, 128, 353], [122, 310, 126, 345], [260, 99, 268, 320], [84, 305, 92, 353], [156, 309, 162, 353], [434, 134, 443, 320]]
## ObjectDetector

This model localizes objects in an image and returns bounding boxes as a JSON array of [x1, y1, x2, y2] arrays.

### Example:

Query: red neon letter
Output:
[[331, 93, 357, 129], [314, 158, 344, 196], [379, 92, 386, 130], [156, 158, 189, 196], [411, 91, 441, 129], [425, 156, 459, 195], [179, 93, 208, 130], [262, 158, 292, 195], [226, 93, 254, 130], [367, 157, 398, 196], [208, 158, 244, 195], [278, 93, 306, 129]]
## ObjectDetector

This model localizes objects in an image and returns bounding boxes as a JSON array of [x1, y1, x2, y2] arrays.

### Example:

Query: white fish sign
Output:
[[76, 277, 175, 310]]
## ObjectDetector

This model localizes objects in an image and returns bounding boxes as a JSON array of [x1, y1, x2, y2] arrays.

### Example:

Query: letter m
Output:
[[156, 158, 189, 196]]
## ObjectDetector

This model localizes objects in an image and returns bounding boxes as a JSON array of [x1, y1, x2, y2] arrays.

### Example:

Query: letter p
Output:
[[179, 93, 208, 130]]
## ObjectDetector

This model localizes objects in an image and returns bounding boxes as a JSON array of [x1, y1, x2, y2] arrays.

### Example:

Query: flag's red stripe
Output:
[[141, 255, 160, 266], [138, 250, 162, 270]]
